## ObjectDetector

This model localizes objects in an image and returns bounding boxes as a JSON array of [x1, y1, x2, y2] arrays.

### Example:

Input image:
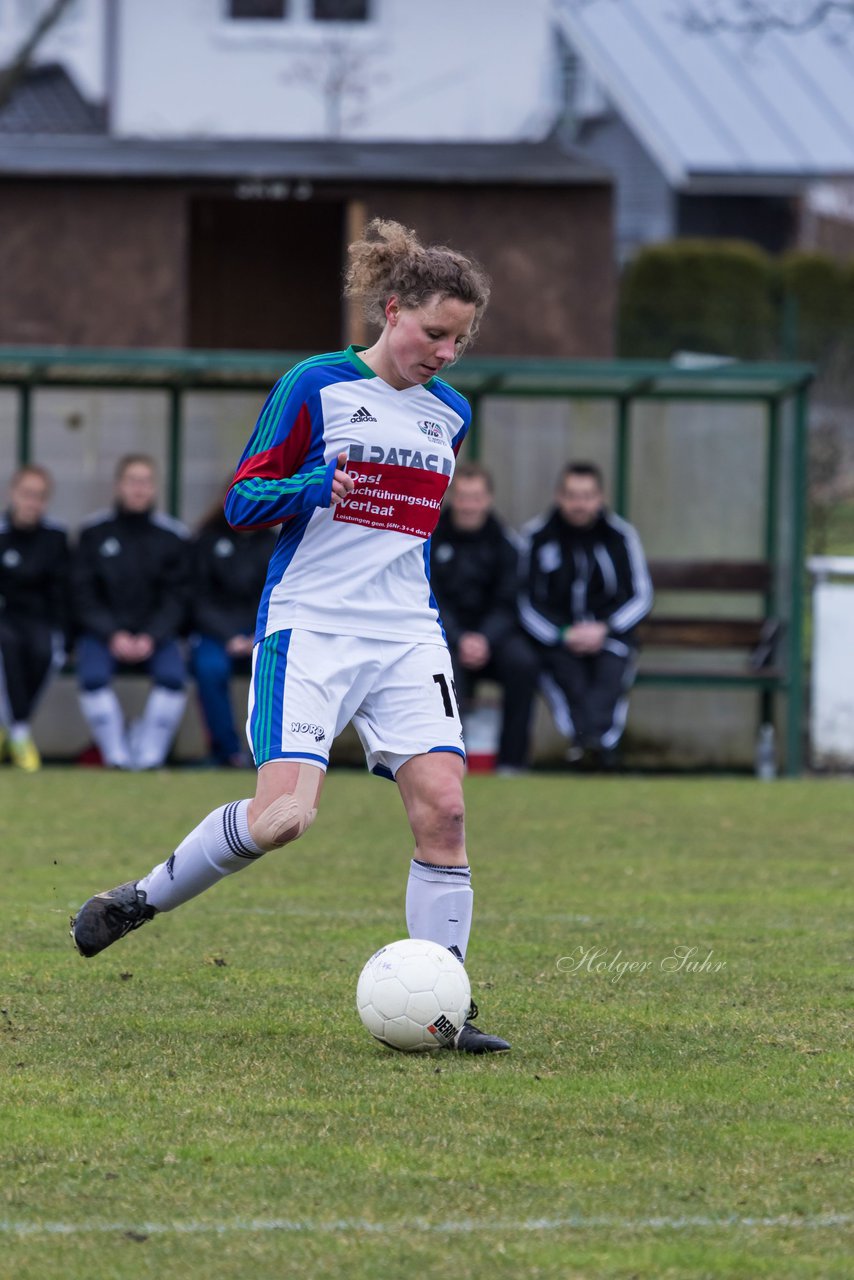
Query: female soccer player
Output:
[[72, 219, 509, 1053]]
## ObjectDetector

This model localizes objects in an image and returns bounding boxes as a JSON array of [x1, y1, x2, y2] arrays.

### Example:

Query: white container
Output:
[[807, 557, 854, 769]]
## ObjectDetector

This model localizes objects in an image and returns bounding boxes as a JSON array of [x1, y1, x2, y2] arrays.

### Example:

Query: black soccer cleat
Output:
[[71, 881, 157, 958], [450, 1000, 511, 1054]]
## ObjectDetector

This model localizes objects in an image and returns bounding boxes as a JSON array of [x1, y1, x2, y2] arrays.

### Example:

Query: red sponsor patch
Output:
[[334, 461, 449, 539]]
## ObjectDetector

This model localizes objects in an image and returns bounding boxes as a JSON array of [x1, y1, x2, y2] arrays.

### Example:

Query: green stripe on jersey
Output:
[[234, 464, 328, 501], [255, 350, 348, 455]]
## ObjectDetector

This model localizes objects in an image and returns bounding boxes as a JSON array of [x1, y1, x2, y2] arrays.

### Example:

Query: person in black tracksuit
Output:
[[0, 466, 70, 770], [189, 495, 276, 767], [72, 454, 191, 770], [431, 462, 539, 771], [519, 462, 653, 766]]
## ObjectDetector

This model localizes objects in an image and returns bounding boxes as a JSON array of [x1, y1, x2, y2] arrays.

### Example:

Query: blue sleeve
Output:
[[224, 366, 339, 530], [225, 456, 338, 531]]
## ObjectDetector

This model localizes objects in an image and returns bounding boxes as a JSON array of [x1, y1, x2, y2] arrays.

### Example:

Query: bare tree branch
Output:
[[284, 37, 386, 137], [561, 0, 854, 37], [0, 0, 76, 112], [676, 1, 854, 36]]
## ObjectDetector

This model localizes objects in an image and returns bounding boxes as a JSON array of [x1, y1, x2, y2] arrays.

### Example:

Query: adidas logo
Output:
[[350, 406, 377, 423]]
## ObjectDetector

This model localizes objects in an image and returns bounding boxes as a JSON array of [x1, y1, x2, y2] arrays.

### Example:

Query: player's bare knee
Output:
[[421, 791, 465, 848], [440, 799, 465, 833], [431, 781, 465, 829], [249, 793, 318, 851], [248, 764, 323, 851]]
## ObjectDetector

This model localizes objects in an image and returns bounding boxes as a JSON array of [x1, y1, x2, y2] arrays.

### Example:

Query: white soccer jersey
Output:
[[224, 347, 470, 645]]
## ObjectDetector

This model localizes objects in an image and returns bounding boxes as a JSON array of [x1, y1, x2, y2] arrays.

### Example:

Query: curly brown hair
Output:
[[344, 218, 491, 345]]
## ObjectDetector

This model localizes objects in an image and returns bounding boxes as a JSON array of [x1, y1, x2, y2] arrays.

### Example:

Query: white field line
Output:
[[1, 1212, 852, 1239]]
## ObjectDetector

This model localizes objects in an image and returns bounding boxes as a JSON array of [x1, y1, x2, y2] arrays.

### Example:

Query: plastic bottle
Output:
[[755, 723, 777, 781]]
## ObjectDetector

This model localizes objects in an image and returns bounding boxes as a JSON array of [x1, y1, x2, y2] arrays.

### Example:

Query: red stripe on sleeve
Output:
[[233, 402, 313, 483]]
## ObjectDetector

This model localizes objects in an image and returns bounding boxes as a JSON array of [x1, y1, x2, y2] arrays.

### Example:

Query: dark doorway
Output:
[[189, 198, 344, 350], [677, 194, 797, 256]]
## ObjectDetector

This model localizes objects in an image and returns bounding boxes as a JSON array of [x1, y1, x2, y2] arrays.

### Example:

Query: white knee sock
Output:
[[138, 799, 264, 912], [79, 687, 131, 768], [405, 858, 473, 962], [131, 686, 187, 770]]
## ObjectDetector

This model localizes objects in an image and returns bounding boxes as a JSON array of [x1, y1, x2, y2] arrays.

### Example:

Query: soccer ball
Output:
[[356, 938, 471, 1052]]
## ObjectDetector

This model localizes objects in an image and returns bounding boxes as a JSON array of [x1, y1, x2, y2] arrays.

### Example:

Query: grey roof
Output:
[[556, 0, 854, 183], [0, 131, 608, 185], [0, 63, 106, 135]]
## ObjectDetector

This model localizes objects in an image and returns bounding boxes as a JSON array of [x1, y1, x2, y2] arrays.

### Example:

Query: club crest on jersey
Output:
[[418, 420, 443, 440]]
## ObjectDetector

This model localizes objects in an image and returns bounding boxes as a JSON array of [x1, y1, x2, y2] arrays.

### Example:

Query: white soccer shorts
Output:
[[246, 628, 465, 777]]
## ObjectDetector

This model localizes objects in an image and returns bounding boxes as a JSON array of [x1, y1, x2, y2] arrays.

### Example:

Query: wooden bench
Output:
[[636, 559, 784, 687], [460, 558, 793, 773]]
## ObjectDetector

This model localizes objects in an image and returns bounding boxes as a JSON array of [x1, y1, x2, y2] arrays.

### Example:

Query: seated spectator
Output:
[[72, 454, 190, 770], [431, 462, 539, 773], [0, 465, 70, 771], [519, 462, 653, 769], [189, 490, 275, 767]]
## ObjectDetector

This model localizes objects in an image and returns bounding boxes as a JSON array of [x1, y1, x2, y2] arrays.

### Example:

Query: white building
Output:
[[6, 0, 854, 259], [0, 0, 613, 356], [1, 0, 559, 141]]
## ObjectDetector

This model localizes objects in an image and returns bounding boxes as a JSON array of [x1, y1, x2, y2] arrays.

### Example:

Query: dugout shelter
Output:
[[0, 346, 812, 774]]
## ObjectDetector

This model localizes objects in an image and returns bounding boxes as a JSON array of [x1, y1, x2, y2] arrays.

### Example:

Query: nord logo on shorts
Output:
[[335, 461, 450, 539], [290, 722, 326, 742]]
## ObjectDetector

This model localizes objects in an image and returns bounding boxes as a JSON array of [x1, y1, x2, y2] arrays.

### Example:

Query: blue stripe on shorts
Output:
[[251, 630, 292, 766], [429, 746, 466, 761]]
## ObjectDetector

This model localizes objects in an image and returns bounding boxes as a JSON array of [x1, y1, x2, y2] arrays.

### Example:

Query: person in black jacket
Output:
[[189, 491, 276, 767], [431, 462, 539, 772], [0, 465, 70, 771], [72, 454, 190, 770], [519, 462, 653, 768]]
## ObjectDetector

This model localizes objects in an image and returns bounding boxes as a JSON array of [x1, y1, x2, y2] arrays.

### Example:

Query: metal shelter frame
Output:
[[0, 346, 814, 773]]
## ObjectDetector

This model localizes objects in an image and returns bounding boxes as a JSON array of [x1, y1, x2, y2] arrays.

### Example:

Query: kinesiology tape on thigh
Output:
[[251, 770, 320, 849]]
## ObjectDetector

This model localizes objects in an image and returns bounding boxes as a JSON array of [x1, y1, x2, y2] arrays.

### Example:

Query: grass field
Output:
[[811, 499, 854, 558], [1, 768, 852, 1279]]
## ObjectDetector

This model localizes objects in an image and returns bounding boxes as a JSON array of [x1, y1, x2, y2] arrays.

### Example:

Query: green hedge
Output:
[[777, 252, 854, 361], [619, 240, 854, 364]]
